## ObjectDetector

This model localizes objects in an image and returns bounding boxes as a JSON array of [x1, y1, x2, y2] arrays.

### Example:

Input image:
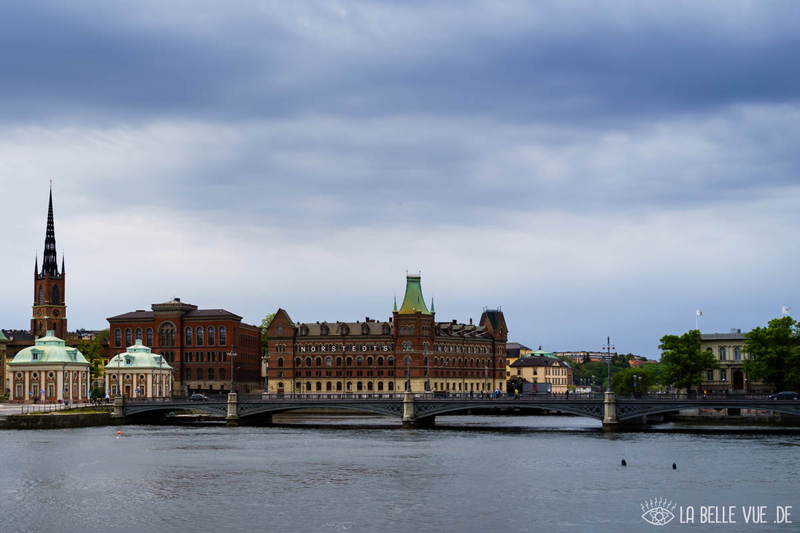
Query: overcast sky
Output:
[[1, 1, 798, 357]]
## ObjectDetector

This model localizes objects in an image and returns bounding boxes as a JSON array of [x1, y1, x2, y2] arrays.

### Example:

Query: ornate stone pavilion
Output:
[[8, 330, 90, 403], [105, 339, 173, 398]]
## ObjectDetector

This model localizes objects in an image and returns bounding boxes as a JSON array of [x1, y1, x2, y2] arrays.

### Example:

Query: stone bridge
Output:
[[116, 392, 800, 430]]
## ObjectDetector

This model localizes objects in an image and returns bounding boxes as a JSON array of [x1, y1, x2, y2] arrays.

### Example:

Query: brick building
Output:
[[107, 298, 261, 395], [264, 274, 508, 395]]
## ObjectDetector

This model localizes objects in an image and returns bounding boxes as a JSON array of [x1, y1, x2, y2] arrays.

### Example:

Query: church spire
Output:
[[41, 184, 59, 277], [34, 253, 39, 275]]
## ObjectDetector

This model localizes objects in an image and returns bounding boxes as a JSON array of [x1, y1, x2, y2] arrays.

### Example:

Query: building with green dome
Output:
[[8, 330, 90, 403], [105, 339, 173, 398]]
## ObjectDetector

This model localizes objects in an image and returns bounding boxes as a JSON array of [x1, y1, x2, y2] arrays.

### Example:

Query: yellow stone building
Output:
[[509, 355, 570, 394], [700, 332, 768, 393], [505, 342, 532, 378]]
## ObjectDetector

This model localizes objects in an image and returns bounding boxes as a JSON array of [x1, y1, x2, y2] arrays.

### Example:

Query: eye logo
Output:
[[641, 498, 677, 526]]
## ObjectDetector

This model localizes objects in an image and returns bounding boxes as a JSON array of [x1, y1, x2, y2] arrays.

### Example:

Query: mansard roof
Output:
[[296, 320, 392, 337], [398, 274, 431, 315]]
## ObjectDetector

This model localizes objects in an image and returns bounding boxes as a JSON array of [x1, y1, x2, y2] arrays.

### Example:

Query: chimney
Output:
[[469, 318, 473, 325], [365, 317, 370, 322]]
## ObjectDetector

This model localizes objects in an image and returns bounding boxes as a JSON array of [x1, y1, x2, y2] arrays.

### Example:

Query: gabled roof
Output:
[[701, 333, 747, 340], [510, 356, 563, 368]]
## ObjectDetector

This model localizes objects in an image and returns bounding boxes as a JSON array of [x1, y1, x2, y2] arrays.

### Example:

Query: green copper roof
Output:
[[9, 331, 89, 365], [398, 275, 431, 315], [106, 339, 174, 370], [0, 330, 8, 343], [528, 346, 556, 358]]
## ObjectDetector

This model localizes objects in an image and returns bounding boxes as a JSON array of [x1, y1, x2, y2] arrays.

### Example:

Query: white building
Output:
[[8, 330, 90, 403], [105, 339, 173, 398]]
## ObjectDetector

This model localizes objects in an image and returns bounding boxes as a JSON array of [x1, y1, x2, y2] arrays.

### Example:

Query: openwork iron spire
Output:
[[41, 186, 59, 277]]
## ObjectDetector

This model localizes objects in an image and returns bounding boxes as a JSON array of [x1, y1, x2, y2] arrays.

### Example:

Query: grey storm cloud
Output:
[[2, 1, 800, 125]]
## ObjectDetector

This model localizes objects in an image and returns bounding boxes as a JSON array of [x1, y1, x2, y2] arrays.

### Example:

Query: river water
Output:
[[1, 415, 798, 532]]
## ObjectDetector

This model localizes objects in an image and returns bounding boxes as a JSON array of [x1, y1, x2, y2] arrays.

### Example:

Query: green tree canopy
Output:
[[260, 313, 276, 354], [612, 367, 655, 395], [744, 316, 800, 391], [77, 329, 108, 381], [658, 329, 719, 392]]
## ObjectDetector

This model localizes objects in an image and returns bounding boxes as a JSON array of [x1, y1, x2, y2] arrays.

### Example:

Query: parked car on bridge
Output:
[[190, 393, 209, 401], [768, 391, 799, 401]]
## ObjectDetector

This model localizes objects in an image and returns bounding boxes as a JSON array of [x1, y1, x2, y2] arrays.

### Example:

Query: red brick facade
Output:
[[107, 298, 261, 395], [264, 275, 508, 394]]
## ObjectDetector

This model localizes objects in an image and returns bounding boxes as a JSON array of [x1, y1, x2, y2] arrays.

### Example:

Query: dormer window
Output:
[[382, 325, 389, 335], [321, 325, 328, 335], [32, 352, 39, 361], [362, 324, 369, 335], [125, 357, 132, 365]]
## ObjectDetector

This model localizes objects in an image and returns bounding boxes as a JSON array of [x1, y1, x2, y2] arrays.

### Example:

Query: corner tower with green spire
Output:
[[393, 274, 435, 392]]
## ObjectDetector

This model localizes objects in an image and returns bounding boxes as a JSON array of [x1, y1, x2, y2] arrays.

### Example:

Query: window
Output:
[[295, 357, 302, 366], [277, 324, 284, 336], [735, 347, 741, 361], [38, 285, 44, 305], [220, 326, 227, 345], [146, 328, 153, 346], [315, 357, 322, 367], [197, 327, 204, 346], [388, 382, 394, 391], [208, 326, 215, 346], [159, 323, 176, 347], [125, 328, 132, 347], [185, 369, 191, 381], [185, 327, 193, 346], [707, 370, 714, 381], [115, 329, 122, 348], [220, 369, 226, 381], [388, 356, 394, 366], [135, 328, 142, 343], [719, 347, 726, 361], [52, 285, 59, 306], [720, 370, 727, 382], [208, 368, 215, 380], [362, 324, 369, 335], [305, 357, 312, 366], [196, 369, 203, 380], [326, 357, 332, 367], [357, 357, 363, 367], [278, 357, 284, 367]]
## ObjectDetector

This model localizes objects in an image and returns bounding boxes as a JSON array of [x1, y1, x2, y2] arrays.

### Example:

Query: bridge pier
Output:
[[112, 397, 125, 419], [602, 391, 619, 432], [402, 392, 436, 429], [226, 392, 240, 426]]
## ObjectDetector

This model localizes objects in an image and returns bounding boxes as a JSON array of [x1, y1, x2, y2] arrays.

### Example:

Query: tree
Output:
[[260, 313, 276, 354], [507, 375, 527, 394], [612, 367, 655, 395], [658, 330, 719, 392], [744, 316, 800, 391], [77, 329, 108, 383]]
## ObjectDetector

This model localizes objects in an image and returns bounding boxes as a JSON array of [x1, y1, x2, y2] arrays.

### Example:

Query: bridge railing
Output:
[[616, 393, 776, 401], [249, 392, 606, 401]]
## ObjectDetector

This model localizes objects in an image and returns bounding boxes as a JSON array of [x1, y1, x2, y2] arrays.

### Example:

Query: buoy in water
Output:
[[672, 463, 676, 470], [621, 459, 627, 466], [117, 431, 121, 436]]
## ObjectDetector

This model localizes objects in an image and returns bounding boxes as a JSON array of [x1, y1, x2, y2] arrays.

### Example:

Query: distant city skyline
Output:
[[1, 2, 798, 358]]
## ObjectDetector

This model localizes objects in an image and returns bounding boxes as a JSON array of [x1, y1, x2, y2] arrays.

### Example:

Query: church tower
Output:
[[32, 186, 67, 339]]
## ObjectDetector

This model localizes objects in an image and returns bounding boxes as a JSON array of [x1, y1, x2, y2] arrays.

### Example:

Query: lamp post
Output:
[[633, 374, 638, 398], [157, 356, 163, 398], [405, 356, 411, 392], [484, 364, 488, 394], [228, 350, 237, 394], [371, 366, 376, 396], [425, 349, 431, 393], [117, 351, 122, 399], [602, 336, 615, 392], [445, 360, 450, 394], [263, 350, 269, 394]]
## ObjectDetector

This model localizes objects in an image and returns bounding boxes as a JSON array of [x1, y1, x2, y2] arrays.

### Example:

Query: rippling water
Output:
[[1, 415, 798, 532]]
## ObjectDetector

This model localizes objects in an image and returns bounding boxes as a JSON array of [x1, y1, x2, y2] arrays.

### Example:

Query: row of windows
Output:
[[706, 347, 744, 361], [185, 368, 227, 381], [184, 326, 227, 347], [37, 285, 60, 306], [184, 351, 229, 363], [435, 344, 492, 354], [278, 380, 503, 393], [295, 323, 392, 336], [278, 355, 501, 369]]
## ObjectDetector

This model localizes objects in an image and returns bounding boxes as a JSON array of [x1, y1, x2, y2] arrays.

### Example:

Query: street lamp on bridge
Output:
[[228, 350, 237, 394], [602, 337, 615, 392]]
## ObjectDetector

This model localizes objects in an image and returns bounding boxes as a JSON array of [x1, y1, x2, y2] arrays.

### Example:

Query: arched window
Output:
[[410, 327, 415, 335], [367, 381, 373, 391], [388, 356, 395, 366], [316, 382, 322, 392], [38, 285, 44, 305], [315, 357, 322, 367], [159, 323, 176, 347], [305, 357, 312, 366], [146, 328, 153, 346], [114, 329, 122, 348], [208, 368, 215, 380], [197, 327, 204, 346], [196, 368, 203, 380], [388, 382, 394, 391], [326, 357, 332, 367], [306, 382, 312, 391], [52, 285, 60, 306], [278, 357, 284, 367], [135, 328, 142, 343], [357, 381, 363, 391], [220, 369, 226, 381], [719, 348, 726, 361], [336, 357, 343, 366], [378, 382, 384, 391], [383, 325, 389, 334], [337, 382, 343, 391], [362, 324, 369, 335], [378, 357, 384, 366], [125, 328, 132, 347], [208, 326, 216, 346], [277, 324, 284, 336], [326, 382, 333, 391], [295, 357, 302, 366], [185, 327, 192, 346], [346, 357, 353, 366], [357, 357, 363, 366], [367, 357, 373, 366], [220, 326, 227, 345]]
